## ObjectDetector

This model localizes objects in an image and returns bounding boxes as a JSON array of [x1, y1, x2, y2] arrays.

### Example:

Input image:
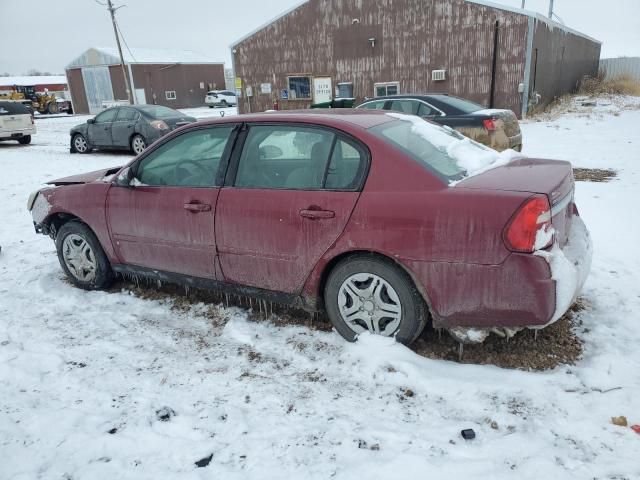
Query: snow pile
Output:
[[387, 112, 523, 181], [534, 216, 593, 325]]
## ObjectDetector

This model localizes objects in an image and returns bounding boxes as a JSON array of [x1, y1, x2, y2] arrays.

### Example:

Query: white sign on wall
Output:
[[246, 86, 253, 97], [313, 77, 333, 104], [260, 83, 272, 94]]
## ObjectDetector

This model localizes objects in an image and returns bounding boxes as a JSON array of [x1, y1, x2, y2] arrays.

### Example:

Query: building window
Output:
[[165, 90, 177, 100], [374, 82, 399, 97], [287, 76, 312, 100]]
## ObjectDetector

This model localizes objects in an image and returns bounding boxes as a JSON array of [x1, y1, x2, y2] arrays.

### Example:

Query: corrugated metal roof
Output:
[[66, 47, 223, 68], [0, 75, 67, 87], [466, 0, 601, 44], [230, 0, 600, 47]]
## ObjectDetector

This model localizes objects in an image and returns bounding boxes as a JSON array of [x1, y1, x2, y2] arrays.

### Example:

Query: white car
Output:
[[205, 90, 237, 108], [0, 101, 36, 145]]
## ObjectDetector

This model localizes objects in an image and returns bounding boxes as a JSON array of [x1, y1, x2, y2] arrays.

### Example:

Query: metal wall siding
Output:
[[130, 64, 225, 109], [529, 21, 601, 107], [600, 57, 640, 80], [234, 0, 533, 115], [108, 65, 127, 101], [65, 68, 89, 115]]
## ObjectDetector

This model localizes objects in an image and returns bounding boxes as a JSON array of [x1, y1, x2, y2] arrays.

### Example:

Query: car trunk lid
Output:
[[164, 116, 197, 130], [456, 158, 575, 246]]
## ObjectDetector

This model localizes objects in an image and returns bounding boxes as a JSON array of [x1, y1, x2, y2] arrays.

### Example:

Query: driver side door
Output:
[[88, 108, 118, 147], [106, 124, 238, 278]]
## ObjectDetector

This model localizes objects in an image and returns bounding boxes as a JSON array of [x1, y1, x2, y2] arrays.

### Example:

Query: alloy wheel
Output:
[[74, 135, 88, 153], [132, 136, 146, 155]]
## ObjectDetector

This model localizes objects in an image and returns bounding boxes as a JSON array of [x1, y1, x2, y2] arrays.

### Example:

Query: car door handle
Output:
[[299, 208, 335, 219], [184, 202, 211, 212]]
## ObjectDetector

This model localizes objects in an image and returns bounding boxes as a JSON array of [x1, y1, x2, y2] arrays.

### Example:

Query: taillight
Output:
[[483, 118, 496, 131], [504, 195, 553, 253], [150, 120, 169, 130]]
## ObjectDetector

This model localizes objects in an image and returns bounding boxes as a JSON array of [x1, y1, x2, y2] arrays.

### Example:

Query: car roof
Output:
[[196, 109, 396, 129]]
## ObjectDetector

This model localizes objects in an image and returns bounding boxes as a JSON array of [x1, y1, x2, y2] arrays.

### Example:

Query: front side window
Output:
[[136, 126, 235, 187], [417, 103, 438, 116], [287, 76, 312, 100], [358, 100, 386, 110], [235, 125, 335, 189], [95, 109, 117, 123]]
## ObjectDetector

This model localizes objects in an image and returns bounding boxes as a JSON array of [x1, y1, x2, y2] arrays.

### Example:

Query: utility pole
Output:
[[106, 0, 133, 104], [548, 0, 555, 18], [521, 0, 526, 8]]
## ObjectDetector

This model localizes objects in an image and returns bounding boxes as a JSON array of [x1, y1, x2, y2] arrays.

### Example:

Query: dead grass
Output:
[[578, 73, 640, 96], [573, 168, 617, 183]]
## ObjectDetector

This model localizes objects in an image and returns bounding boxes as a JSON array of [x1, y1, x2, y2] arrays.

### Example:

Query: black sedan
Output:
[[356, 94, 522, 152], [70, 105, 197, 155]]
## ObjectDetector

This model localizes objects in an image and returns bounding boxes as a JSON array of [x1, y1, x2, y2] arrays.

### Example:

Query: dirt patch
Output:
[[573, 168, 617, 183], [114, 277, 586, 371], [413, 299, 587, 371]]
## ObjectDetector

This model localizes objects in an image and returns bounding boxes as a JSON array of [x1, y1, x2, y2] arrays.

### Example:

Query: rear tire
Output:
[[324, 254, 427, 345], [56, 221, 113, 290], [220, 100, 228, 107], [18, 135, 31, 145], [130, 134, 146, 155]]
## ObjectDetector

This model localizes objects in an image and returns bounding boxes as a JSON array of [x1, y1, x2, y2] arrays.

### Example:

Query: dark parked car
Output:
[[70, 105, 196, 155], [357, 94, 523, 152], [29, 110, 591, 345]]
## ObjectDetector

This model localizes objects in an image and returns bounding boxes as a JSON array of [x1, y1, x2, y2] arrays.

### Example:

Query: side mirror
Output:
[[114, 166, 134, 187], [87, 118, 95, 124]]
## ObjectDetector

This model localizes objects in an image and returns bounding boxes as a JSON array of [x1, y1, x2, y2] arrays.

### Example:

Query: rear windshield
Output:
[[369, 114, 489, 181], [0, 102, 31, 115], [137, 105, 181, 118], [431, 95, 484, 114]]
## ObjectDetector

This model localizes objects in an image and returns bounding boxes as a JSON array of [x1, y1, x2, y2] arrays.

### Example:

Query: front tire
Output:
[[18, 135, 31, 145], [72, 133, 90, 153], [56, 221, 113, 290], [130, 134, 146, 155], [47, 102, 59, 114], [324, 255, 427, 345]]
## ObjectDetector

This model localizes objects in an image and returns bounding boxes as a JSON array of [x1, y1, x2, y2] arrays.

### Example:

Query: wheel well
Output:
[[44, 212, 82, 238], [317, 250, 435, 318]]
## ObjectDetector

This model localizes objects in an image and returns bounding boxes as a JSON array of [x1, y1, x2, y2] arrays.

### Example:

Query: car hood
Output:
[[48, 166, 122, 186]]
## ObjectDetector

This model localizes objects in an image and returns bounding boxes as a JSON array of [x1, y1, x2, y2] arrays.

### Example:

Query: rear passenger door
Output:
[[215, 123, 368, 293], [111, 107, 139, 148]]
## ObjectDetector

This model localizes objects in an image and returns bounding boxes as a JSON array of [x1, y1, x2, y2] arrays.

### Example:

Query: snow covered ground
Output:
[[1, 100, 639, 479]]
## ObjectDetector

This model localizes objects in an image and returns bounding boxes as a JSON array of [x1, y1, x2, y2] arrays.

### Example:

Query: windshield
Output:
[[137, 105, 182, 118], [432, 95, 484, 114], [369, 113, 506, 182]]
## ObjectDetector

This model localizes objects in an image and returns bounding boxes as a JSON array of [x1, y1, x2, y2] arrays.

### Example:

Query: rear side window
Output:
[[0, 102, 30, 115], [235, 125, 335, 189], [136, 127, 234, 187]]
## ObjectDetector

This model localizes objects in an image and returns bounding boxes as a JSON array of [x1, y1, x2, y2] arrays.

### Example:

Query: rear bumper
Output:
[[533, 215, 593, 327], [0, 126, 36, 140], [403, 215, 592, 330]]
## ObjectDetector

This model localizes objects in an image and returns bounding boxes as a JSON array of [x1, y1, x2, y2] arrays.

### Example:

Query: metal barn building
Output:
[[66, 47, 225, 114], [231, 0, 601, 117]]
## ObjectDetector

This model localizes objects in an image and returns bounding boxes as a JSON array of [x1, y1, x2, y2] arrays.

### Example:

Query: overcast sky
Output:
[[1, 0, 638, 75]]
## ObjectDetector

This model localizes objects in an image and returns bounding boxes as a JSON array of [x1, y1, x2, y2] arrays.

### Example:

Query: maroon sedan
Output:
[[28, 110, 592, 344]]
